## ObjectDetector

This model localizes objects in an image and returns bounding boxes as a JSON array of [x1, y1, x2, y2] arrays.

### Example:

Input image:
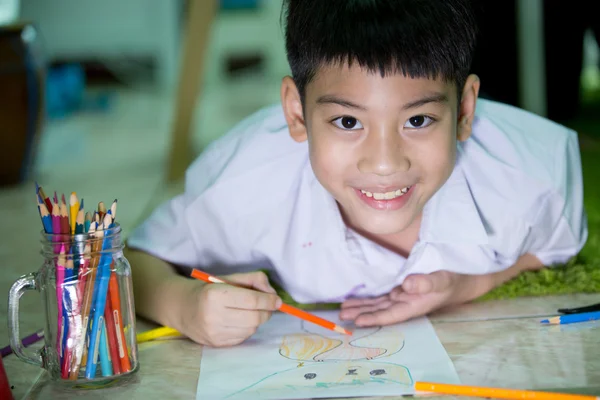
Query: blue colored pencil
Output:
[[36, 195, 53, 234], [84, 213, 113, 378], [541, 310, 600, 325]]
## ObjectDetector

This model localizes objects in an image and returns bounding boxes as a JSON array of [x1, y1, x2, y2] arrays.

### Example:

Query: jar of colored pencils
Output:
[[7, 221, 139, 384]]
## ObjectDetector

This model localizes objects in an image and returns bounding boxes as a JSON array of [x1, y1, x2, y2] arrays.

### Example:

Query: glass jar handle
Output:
[[8, 273, 43, 367]]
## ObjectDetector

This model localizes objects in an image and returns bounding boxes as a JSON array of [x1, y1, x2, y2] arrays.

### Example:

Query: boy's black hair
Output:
[[282, 0, 477, 101]]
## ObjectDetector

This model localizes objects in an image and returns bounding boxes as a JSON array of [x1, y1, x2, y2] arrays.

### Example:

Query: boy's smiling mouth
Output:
[[353, 185, 415, 211], [360, 186, 411, 200]]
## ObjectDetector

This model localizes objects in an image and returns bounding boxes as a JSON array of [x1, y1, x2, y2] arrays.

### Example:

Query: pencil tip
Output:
[[540, 319, 549, 324], [80, 198, 84, 209]]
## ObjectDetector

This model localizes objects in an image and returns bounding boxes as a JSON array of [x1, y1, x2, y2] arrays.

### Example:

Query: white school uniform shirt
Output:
[[128, 99, 587, 303]]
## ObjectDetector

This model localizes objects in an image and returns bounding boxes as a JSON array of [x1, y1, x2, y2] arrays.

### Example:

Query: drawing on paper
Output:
[[226, 321, 413, 398]]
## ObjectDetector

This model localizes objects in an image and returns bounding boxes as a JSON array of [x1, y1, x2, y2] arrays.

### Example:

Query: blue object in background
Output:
[[220, 0, 259, 10], [46, 64, 85, 119], [46, 63, 113, 120]]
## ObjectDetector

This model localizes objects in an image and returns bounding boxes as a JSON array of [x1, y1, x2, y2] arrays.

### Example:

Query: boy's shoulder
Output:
[[183, 104, 310, 215], [469, 99, 578, 183], [462, 99, 580, 226]]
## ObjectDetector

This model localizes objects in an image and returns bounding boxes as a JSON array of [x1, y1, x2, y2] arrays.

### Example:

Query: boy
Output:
[[126, 0, 587, 347]]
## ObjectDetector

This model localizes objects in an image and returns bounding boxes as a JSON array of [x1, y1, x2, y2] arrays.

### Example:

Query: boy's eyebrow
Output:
[[316, 95, 368, 111], [402, 93, 449, 110], [315, 93, 449, 111]]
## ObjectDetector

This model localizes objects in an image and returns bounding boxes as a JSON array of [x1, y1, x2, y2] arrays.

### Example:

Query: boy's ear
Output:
[[281, 76, 308, 143], [457, 74, 480, 142]]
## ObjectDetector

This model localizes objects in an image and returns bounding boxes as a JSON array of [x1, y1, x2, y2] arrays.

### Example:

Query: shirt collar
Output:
[[419, 145, 489, 245]]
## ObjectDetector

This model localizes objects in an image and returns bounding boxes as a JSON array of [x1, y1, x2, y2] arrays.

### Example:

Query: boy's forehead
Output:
[[305, 63, 457, 105]]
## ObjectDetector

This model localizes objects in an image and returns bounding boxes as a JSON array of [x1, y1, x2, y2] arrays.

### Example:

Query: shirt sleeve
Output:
[[523, 131, 588, 265]]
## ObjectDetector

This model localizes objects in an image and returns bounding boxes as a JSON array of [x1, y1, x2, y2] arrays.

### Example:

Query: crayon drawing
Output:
[[197, 311, 459, 399]]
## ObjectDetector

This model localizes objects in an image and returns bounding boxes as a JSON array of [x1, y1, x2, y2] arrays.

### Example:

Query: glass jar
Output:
[[8, 223, 139, 384]]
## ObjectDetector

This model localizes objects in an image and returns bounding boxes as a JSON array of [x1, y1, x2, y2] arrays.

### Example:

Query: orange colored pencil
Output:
[[190, 269, 351, 335], [107, 270, 131, 372], [414, 382, 599, 400]]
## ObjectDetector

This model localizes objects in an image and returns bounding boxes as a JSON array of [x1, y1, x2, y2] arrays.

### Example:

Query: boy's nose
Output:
[[357, 129, 410, 176]]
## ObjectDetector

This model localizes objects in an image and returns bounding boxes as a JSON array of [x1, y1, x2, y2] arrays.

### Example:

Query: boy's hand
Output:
[[339, 254, 543, 327], [178, 271, 282, 347]]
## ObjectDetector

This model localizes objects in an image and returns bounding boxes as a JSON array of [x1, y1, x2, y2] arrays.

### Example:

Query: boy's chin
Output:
[[351, 215, 413, 237]]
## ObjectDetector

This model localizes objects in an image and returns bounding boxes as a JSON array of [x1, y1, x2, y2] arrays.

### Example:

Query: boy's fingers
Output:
[[402, 271, 454, 294], [339, 299, 393, 321], [354, 300, 426, 327], [227, 288, 282, 311], [222, 309, 273, 328], [341, 294, 389, 309], [225, 271, 277, 294]]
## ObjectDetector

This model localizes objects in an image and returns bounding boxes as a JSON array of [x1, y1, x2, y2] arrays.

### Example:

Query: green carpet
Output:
[[271, 145, 600, 309]]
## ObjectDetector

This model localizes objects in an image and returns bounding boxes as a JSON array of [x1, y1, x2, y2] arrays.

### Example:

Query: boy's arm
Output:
[[125, 247, 200, 329], [339, 253, 543, 327]]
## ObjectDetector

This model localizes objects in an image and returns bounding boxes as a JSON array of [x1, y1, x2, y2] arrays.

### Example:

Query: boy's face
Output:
[[282, 64, 479, 237]]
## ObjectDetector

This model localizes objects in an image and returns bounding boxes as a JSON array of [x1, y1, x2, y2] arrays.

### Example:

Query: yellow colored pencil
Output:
[[69, 192, 79, 234], [136, 327, 182, 344], [415, 382, 599, 400]]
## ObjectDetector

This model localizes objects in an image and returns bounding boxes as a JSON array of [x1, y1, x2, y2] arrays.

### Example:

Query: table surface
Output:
[[3, 293, 600, 400]]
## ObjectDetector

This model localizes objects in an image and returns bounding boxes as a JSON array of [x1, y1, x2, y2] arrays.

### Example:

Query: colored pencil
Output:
[[70, 222, 99, 379], [74, 203, 85, 235], [98, 202, 106, 221], [107, 266, 131, 372], [36, 183, 53, 213], [56, 246, 67, 366], [558, 302, 600, 314], [84, 212, 92, 233], [99, 324, 113, 377], [0, 330, 44, 358], [541, 311, 600, 325], [61, 258, 77, 379], [69, 192, 79, 235], [104, 201, 130, 372], [109, 199, 117, 221], [414, 381, 599, 400], [60, 194, 70, 236], [103, 288, 122, 375], [36, 195, 53, 234], [51, 200, 61, 239], [68, 242, 90, 379], [85, 214, 114, 378], [136, 326, 182, 343], [190, 269, 352, 335]]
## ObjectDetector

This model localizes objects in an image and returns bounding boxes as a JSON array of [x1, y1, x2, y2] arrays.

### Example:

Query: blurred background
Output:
[[0, 1, 599, 392]]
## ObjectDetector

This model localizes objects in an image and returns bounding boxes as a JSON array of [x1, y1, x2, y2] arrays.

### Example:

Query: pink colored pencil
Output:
[[56, 245, 66, 366]]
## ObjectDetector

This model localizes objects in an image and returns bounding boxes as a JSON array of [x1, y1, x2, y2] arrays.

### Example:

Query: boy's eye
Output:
[[404, 115, 434, 129], [332, 116, 363, 130]]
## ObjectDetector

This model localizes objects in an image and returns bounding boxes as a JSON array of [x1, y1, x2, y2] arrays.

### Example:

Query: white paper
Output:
[[197, 310, 459, 399]]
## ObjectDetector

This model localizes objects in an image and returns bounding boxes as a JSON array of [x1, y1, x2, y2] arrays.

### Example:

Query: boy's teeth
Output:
[[360, 186, 410, 200]]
